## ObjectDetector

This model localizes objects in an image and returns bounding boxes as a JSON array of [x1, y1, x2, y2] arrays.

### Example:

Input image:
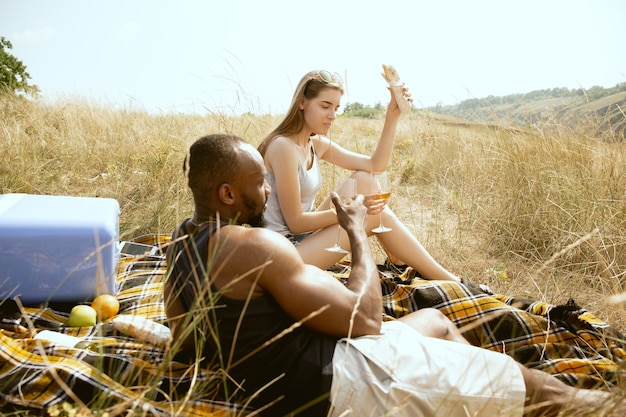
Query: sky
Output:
[[1, 0, 625, 115]]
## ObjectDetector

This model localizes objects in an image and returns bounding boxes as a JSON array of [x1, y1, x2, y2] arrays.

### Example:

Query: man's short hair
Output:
[[185, 134, 246, 199]]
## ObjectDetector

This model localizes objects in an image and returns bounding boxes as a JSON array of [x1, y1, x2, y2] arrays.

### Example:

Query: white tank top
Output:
[[264, 144, 322, 235]]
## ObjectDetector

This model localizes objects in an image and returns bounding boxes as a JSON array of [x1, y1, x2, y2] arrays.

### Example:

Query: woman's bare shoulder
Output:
[[266, 135, 293, 150], [311, 134, 335, 158], [310, 134, 329, 146], [264, 136, 298, 171]]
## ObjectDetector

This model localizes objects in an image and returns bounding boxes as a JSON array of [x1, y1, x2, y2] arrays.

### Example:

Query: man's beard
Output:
[[243, 197, 266, 228], [247, 212, 266, 228]]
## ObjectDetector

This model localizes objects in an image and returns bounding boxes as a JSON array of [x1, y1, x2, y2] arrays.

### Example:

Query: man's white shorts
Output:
[[330, 320, 526, 417]]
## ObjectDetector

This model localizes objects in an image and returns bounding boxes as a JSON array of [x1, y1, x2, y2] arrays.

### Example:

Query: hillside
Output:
[[427, 84, 626, 141]]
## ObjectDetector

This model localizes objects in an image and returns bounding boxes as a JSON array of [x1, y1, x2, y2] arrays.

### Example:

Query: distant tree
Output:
[[342, 101, 383, 118], [550, 87, 571, 97], [343, 102, 364, 113], [585, 85, 606, 100], [0, 36, 39, 96], [609, 82, 626, 95]]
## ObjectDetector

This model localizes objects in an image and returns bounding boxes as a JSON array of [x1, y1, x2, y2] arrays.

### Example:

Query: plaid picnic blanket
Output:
[[375, 268, 626, 389], [2, 235, 625, 415], [1, 235, 244, 416]]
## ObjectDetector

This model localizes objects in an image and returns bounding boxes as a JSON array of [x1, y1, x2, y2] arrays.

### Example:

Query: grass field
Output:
[[1, 92, 625, 415]]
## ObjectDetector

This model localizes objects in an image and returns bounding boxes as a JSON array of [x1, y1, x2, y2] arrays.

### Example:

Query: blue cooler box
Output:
[[0, 193, 120, 304]]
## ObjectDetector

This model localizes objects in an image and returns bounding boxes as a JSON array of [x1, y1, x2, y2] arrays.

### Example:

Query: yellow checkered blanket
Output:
[[1, 235, 625, 415], [377, 268, 626, 389]]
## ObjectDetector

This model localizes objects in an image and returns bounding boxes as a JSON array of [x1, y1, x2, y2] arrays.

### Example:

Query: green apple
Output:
[[67, 305, 97, 327]]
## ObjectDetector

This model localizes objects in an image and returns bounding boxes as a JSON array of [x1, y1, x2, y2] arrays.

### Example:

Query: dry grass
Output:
[[1, 92, 625, 414], [2, 92, 624, 324], [319, 111, 626, 332]]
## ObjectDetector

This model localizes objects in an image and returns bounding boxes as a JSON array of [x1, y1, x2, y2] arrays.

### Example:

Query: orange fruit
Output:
[[91, 294, 120, 321]]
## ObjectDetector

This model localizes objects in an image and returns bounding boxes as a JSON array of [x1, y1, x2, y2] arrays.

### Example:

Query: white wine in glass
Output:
[[325, 178, 357, 253], [369, 171, 392, 233]]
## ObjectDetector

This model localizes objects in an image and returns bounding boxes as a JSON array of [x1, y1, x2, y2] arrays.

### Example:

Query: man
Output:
[[164, 134, 624, 416]]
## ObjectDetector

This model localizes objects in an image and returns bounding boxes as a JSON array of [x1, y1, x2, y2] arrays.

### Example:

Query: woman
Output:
[[258, 69, 459, 282]]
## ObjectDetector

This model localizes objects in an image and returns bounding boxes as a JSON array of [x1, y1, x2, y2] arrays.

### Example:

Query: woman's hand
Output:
[[386, 86, 413, 117], [381, 64, 412, 114], [362, 194, 388, 216]]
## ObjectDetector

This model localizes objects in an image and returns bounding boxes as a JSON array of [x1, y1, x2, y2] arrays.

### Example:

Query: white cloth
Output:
[[330, 321, 526, 417]]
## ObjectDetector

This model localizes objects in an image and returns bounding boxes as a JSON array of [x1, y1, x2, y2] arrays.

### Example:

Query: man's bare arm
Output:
[[230, 193, 382, 338]]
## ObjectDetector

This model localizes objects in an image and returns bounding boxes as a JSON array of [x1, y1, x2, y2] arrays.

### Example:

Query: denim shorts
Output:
[[285, 232, 313, 246]]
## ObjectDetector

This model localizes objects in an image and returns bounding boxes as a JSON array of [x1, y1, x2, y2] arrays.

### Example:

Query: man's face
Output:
[[242, 194, 266, 228], [234, 144, 271, 227]]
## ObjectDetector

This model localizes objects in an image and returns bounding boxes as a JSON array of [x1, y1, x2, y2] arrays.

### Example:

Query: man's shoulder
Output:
[[221, 224, 289, 247], [217, 226, 303, 279]]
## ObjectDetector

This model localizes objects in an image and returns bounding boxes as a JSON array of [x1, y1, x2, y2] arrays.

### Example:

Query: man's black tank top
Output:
[[168, 219, 337, 416]]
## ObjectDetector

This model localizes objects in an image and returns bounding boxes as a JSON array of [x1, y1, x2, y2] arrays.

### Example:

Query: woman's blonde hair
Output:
[[258, 70, 344, 156]]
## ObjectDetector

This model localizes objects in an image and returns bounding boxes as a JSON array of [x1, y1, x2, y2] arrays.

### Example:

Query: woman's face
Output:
[[300, 87, 342, 135]]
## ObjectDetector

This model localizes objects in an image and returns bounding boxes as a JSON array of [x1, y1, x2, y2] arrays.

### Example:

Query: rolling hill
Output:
[[427, 84, 626, 141]]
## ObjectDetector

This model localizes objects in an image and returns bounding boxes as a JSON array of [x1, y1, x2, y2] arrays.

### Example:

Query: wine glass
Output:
[[369, 172, 392, 233], [325, 178, 357, 253]]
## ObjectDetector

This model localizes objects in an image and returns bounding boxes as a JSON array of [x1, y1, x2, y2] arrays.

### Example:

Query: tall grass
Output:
[[392, 115, 625, 326], [1, 92, 625, 414], [0, 94, 280, 237], [2, 93, 625, 324]]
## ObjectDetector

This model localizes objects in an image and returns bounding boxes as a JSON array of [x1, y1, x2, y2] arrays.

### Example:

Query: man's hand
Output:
[[331, 192, 367, 234]]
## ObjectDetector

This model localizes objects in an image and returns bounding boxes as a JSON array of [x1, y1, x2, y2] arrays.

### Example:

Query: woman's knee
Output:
[[351, 170, 371, 195]]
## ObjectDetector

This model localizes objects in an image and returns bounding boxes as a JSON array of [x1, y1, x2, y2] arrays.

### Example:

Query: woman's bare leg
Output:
[[351, 170, 460, 281], [372, 208, 460, 281], [294, 227, 354, 269], [305, 171, 460, 281]]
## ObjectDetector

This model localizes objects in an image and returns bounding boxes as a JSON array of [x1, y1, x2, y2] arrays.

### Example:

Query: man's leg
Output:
[[519, 364, 626, 416], [399, 308, 626, 416]]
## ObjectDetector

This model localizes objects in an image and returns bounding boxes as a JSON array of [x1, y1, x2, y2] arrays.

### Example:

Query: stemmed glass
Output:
[[325, 178, 357, 253], [369, 172, 392, 233]]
